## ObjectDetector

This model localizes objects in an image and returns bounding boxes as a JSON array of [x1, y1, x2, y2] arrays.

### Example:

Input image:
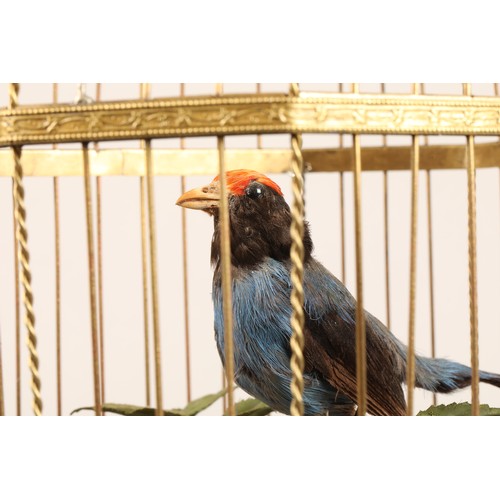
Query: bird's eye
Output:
[[245, 183, 264, 199]]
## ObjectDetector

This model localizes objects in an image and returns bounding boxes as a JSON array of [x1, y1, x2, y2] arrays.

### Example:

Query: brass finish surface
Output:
[[10, 83, 42, 416], [426, 169, 437, 407], [53, 176, 62, 415], [467, 137, 480, 416], [463, 84, 480, 416], [140, 176, 151, 406], [96, 176, 106, 407], [53, 83, 63, 416], [256, 84, 263, 148], [289, 84, 306, 417], [82, 143, 102, 416], [339, 172, 346, 283], [13, 144, 42, 415], [180, 84, 192, 404], [2, 142, 500, 177], [218, 135, 236, 416], [180, 177, 192, 403], [353, 133, 367, 416], [383, 171, 390, 329], [406, 83, 421, 415], [338, 83, 349, 284], [145, 139, 164, 416], [216, 84, 233, 415], [381, 84, 391, 330], [13, 179, 21, 415], [139, 84, 152, 407], [95, 84, 106, 409], [3, 93, 500, 146], [420, 84, 438, 407]]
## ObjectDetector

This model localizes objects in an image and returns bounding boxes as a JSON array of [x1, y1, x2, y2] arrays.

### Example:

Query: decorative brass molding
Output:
[[1, 143, 499, 177], [1, 93, 500, 146]]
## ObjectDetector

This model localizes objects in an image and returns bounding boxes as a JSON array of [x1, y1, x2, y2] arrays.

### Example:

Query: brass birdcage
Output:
[[0, 82, 499, 416]]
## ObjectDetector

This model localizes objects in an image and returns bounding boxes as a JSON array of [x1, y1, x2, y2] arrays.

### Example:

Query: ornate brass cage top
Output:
[[2, 91, 500, 177], [2, 92, 500, 147], [0, 83, 496, 417]]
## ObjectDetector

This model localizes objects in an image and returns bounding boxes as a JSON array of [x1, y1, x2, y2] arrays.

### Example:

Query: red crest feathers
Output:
[[213, 169, 283, 196]]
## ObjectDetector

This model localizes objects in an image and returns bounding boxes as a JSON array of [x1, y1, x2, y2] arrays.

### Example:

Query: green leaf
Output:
[[182, 388, 228, 416], [418, 402, 500, 416], [71, 403, 185, 416], [71, 388, 227, 417], [226, 398, 274, 416]]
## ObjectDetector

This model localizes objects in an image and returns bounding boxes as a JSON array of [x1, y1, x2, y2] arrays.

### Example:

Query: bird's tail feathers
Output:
[[414, 356, 500, 393]]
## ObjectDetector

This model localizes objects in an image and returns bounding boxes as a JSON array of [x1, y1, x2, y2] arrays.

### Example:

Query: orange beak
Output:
[[176, 180, 221, 211]]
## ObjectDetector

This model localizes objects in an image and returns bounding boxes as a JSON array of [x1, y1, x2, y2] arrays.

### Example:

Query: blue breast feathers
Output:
[[212, 258, 356, 415]]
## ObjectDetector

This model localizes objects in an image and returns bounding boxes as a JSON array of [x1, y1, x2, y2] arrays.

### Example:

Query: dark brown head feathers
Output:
[[211, 170, 312, 268]]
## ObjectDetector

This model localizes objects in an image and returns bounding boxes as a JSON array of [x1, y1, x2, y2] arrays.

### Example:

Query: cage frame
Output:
[[0, 83, 494, 417]]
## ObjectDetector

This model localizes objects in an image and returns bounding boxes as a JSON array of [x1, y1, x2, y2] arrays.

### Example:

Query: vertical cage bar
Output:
[[352, 132, 367, 416], [421, 84, 437, 406], [82, 143, 102, 416], [139, 176, 151, 406], [53, 83, 63, 416], [13, 181, 21, 415], [11, 84, 21, 415], [215, 83, 233, 415], [338, 83, 347, 284], [180, 83, 192, 404], [95, 175, 105, 407], [351, 82, 367, 416], [467, 133, 479, 416], [53, 172, 62, 415], [383, 170, 391, 330], [406, 84, 421, 415], [10, 84, 42, 416], [94, 83, 106, 409], [464, 83, 479, 416], [145, 136, 164, 416], [218, 135, 235, 415], [217, 133, 236, 416], [339, 171, 346, 283], [180, 176, 192, 403], [140, 177, 151, 406], [140, 84, 152, 407], [289, 82, 306, 416], [425, 168, 437, 407], [256, 83, 263, 149], [381, 83, 391, 330]]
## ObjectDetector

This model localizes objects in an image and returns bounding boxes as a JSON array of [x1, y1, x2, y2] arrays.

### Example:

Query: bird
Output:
[[176, 169, 500, 416]]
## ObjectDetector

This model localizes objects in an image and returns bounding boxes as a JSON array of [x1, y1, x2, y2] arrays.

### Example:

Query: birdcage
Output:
[[0, 83, 499, 417]]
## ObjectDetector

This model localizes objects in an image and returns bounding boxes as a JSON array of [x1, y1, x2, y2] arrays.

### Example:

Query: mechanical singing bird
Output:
[[176, 169, 500, 415]]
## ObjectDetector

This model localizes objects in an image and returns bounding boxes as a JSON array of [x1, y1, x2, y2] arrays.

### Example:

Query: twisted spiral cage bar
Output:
[[288, 83, 307, 416], [9, 83, 42, 416]]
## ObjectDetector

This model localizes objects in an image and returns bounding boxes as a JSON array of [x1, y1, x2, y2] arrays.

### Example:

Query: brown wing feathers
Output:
[[304, 320, 407, 416]]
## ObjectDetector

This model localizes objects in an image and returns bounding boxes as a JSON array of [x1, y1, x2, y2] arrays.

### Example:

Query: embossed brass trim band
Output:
[[2, 93, 500, 146], [1, 143, 499, 177]]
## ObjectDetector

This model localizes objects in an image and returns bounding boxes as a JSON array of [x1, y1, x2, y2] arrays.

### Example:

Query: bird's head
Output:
[[176, 169, 312, 267], [175, 169, 283, 214]]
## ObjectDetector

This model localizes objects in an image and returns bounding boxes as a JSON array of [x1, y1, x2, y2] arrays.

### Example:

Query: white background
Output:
[[2, 1, 500, 497]]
